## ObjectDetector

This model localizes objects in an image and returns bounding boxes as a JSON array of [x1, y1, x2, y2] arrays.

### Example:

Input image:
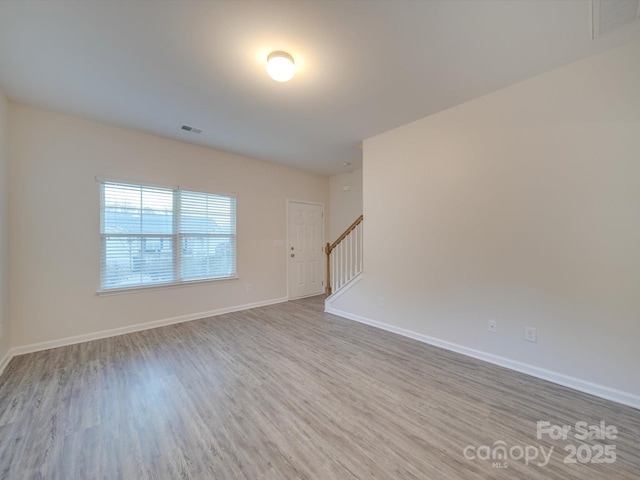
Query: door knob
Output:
[[291, 253, 295, 257]]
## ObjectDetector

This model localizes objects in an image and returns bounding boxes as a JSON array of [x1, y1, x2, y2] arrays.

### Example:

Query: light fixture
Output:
[[266, 51, 295, 82]]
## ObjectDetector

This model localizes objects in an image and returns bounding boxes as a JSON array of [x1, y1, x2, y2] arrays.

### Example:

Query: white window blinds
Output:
[[179, 190, 236, 281], [100, 181, 236, 291]]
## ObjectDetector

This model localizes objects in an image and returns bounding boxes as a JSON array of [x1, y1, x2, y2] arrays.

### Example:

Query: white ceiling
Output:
[[1, 1, 639, 176]]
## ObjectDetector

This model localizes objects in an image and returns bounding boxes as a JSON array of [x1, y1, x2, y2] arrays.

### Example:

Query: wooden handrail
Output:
[[326, 215, 363, 295], [327, 215, 363, 253]]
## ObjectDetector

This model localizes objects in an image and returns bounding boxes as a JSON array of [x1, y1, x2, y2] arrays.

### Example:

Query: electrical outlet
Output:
[[246, 284, 252, 293], [378, 297, 385, 307], [488, 320, 497, 333], [524, 326, 537, 343]]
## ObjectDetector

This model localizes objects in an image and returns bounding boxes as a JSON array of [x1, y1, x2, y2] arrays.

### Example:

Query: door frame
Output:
[[286, 199, 326, 300]]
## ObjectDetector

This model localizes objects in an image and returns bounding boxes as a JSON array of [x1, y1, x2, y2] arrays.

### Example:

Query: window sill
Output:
[[96, 276, 239, 296]]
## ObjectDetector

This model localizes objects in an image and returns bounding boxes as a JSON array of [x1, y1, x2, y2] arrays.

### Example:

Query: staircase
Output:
[[325, 215, 363, 296]]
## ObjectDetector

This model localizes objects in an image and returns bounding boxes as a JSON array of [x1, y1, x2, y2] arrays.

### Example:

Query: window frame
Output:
[[98, 179, 237, 294]]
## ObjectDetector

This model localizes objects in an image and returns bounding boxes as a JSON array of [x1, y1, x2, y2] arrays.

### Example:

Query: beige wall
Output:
[[332, 40, 640, 402], [0, 89, 9, 362], [329, 169, 363, 240], [9, 103, 329, 347]]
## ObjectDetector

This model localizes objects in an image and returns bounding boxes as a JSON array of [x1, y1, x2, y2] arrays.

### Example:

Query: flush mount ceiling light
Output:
[[266, 51, 295, 82]]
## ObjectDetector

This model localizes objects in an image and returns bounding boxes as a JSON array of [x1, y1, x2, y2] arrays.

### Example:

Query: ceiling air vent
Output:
[[592, 0, 640, 38], [181, 125, 203, 134]]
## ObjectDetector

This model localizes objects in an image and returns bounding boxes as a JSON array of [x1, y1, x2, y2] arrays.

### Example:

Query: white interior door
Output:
[[288, 201, 324, 299]]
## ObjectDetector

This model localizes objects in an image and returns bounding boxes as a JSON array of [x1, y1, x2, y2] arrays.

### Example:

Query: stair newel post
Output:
[[326, 242, 332, 295]]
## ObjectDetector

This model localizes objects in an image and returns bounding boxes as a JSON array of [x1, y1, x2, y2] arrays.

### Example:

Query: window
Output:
[[100, 180, 236, 291]]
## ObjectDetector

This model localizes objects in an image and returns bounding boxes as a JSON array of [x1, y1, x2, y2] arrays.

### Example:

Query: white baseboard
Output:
[[0, 349, 11, 377], [325, 305, 640, 411], [6, 297, 288, 360]]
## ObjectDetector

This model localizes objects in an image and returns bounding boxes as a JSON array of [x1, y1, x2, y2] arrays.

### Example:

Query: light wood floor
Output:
[[0, 296, 638, 479]]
